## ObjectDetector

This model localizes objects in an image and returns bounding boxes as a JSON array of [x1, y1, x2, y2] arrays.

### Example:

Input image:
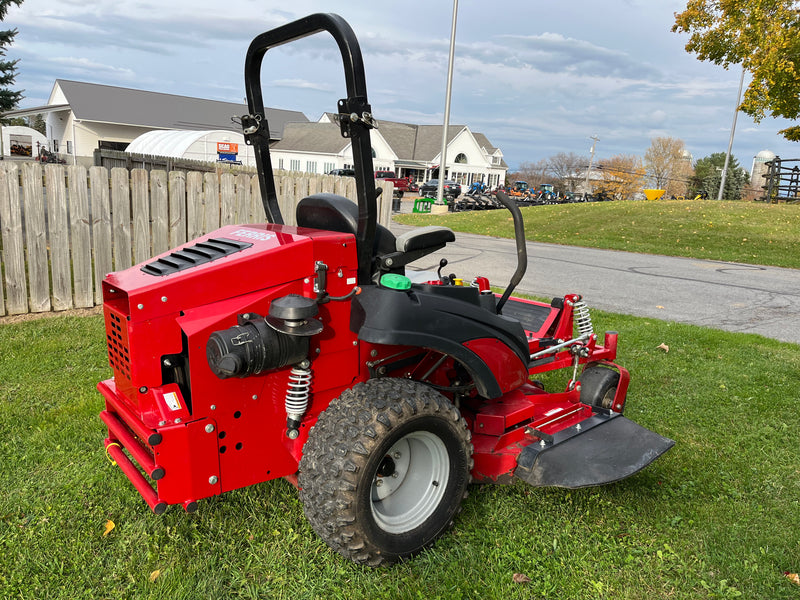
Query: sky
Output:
[[5, 0, 799, 174]]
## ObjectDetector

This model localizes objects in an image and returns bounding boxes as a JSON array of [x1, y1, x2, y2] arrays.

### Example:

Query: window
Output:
[[290, 159, 301, 171], [98, 141, 129, 151], [66, 141, 73, 154], [306, 161, 318, 174], [323, 162, 336, 173], [278, 158, 284, 169], [455, 153, 467, 164]]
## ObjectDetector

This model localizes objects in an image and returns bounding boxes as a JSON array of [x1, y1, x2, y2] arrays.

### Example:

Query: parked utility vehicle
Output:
[[98, 14, 673, 566]]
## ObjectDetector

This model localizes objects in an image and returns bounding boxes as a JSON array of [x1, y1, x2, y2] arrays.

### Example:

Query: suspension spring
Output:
[[573, 299, 595, 337], [285, 363, 312, 438]]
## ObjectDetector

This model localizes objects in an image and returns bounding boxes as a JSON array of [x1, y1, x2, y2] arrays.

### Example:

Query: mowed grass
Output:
[[1, 313, 799, 599], [395, 199, 800, 269]]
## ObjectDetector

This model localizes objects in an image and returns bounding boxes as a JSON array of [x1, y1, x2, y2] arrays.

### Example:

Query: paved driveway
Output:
[[392, 224, 800, 345]]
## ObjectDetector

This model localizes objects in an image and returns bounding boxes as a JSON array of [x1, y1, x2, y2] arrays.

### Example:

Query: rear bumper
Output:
[[98, 379, 220, 513]]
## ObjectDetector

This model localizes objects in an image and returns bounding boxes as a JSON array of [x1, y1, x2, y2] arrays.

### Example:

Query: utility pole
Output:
[[585, 135, 599, 194], [718, 66, 745, 201], [434, 0, 459, 209]]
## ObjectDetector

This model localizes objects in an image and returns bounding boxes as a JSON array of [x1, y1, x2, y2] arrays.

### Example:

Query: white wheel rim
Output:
[[370, 430, 450, 534]]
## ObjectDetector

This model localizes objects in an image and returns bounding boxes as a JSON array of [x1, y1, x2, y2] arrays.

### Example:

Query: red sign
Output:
[[217, 142, 239, 154]]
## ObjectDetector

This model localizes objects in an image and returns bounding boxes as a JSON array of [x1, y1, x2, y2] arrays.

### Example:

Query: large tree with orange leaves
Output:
[[673, 0, 800, 141]]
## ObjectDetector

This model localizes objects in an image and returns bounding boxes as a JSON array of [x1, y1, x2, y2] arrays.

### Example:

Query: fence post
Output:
[[68, 165, 93, 308], [22, 162, 50, 313], [90, 166, 112, 302], [0, 163, 27, 315]]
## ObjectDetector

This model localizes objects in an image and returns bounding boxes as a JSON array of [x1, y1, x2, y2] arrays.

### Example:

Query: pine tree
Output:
[[0, 0, 24, 121]]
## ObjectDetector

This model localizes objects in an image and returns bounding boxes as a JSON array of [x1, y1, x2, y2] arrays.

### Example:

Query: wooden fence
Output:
[[0, 162, 393, 317]]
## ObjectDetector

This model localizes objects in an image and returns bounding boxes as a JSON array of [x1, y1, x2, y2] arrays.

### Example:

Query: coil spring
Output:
[[573, 299, 594, 337], [285, 365, 312, 419]]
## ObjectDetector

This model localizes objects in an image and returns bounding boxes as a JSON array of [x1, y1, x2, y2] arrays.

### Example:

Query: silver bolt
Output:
[[205, 424, 215, 433], [163, 358, 172, 367], [287, 429, 299, 440], [375, 479, 383, 487], [210, 404, 216, 410], [174, 418, 181, 424], [252, 395, 258, 400], [352, 340, 358, 346], [158, 420, 167, 426], [209, 476, 218, 485], [616, 404, 622, 410], [161, 296, 168, 303], [576, 423, 582, 431], [393, 452, 401, 459], [137, 303, 144, 310], [304, 278, 310, 284], [540, 440, 546, 447], [370, 349, 378, 358], [337, 269, 343, 278]]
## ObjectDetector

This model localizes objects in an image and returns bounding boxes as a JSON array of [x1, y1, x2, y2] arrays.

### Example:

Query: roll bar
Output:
[[242, 13, 378, 284]]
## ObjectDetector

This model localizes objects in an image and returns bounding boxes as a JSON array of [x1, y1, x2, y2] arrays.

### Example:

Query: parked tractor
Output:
[[97, 14, 674, 567]]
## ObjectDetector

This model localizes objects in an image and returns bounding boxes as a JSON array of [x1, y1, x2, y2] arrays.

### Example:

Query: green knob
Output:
[[380, 273, 412, 290]]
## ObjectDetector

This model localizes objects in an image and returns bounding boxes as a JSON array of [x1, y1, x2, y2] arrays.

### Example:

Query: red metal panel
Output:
[[462, 337, 528, 394]]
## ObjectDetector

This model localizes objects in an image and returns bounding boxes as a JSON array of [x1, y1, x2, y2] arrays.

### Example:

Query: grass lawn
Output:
[[1, 312, 799, 599], [395, 199, 800, 269]]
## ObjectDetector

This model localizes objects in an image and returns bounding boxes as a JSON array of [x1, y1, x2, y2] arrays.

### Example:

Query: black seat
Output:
[[296, 193, 454, 274], [296, 193, 396, 255]]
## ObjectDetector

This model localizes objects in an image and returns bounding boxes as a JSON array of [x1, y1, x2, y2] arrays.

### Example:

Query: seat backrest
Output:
[[296, 193, 396, 255]]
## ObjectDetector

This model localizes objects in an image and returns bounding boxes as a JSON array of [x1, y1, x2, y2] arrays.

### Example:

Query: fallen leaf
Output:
[[102, 519, 115, 537], [785, 572, 800, 585], [657, 343, 669, 353], [656, 305, 665, 309], [149, 570, 161, 583], [512, 573, 531, 584]]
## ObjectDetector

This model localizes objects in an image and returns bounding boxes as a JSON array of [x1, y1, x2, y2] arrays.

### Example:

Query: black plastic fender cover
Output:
[[514, 413, 675, 488]]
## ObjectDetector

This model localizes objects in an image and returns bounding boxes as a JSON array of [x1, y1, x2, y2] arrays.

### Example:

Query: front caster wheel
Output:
[[299, 378, 473, 566], [579, 364, 620, 410]]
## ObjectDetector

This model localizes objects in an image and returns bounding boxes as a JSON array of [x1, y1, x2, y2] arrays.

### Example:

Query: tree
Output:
[[595, 154, 646, 200], [30, 113, 45, 135], [510, 159, 552, 189], [547, 152, 587, 192], [644, 137, 692, 198], [0, 0, 24, 122], [673, 1, 800, 141], [691, 152, 750, 199]]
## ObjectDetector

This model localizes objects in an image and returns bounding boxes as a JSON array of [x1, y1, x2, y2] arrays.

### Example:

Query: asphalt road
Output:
[[391, 222, 800, 345]]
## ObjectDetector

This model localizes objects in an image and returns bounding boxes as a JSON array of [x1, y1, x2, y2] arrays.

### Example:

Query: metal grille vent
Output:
[[141, 238, 252, 276], [107, 312, 131, 380]]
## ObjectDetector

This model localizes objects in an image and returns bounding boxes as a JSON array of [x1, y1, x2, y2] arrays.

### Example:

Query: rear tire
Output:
[[579, 364, 620, 410], [299, 379, 472, 566]]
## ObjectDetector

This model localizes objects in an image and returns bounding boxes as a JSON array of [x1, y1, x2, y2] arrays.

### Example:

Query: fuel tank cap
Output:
[[380, 274, 412, 290]]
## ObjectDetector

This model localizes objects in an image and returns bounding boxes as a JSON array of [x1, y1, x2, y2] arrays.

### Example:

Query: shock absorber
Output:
[[285, 360, 312, 439], [573, 298, 595, 337]]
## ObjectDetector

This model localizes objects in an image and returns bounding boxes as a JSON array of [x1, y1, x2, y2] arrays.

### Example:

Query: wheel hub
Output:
[[370, 431, 450, 534]]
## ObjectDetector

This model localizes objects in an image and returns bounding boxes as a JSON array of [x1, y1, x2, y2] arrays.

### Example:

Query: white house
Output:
[[271, 114, 507, 187], [5, 80, 307, 164]]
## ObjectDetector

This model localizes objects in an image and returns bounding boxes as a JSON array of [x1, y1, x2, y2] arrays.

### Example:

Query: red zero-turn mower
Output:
[[97, 13, 674, 566]]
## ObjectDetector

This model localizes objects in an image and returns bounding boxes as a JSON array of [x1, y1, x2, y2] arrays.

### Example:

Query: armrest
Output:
[[395, 226, 455, 252]]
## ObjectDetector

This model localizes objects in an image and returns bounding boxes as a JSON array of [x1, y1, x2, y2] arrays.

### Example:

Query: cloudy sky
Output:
[[6, 0, 799, 173]]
